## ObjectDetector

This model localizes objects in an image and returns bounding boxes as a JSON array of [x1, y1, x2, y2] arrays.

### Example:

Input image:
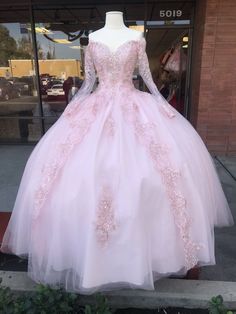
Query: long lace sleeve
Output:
[[137, 37, 176, 119], [63, 43, 96, 116]]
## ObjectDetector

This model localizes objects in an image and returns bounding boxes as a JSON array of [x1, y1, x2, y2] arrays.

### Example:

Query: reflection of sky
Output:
[[3, 23, 82, 60]]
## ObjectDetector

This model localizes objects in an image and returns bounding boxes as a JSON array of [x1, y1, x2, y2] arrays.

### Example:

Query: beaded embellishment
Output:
[[94, 185, 117, 246], [121, 102, 203, 269]]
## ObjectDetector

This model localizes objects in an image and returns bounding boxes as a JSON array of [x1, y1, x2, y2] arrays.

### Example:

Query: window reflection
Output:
[[0, 22, 40, 143], [33, 21, 83, 129], [0, 3, 193, 143]]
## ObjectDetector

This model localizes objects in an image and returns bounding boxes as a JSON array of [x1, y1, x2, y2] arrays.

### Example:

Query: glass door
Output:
[[144, 0, 195, 118], [145, 27, 192, 117]]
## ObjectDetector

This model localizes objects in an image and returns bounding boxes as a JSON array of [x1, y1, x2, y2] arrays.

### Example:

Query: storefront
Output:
[[0, 0, 235, 155]]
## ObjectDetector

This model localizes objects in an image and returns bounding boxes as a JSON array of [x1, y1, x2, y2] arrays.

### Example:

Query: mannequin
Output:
[[88, 11, 143, 52]]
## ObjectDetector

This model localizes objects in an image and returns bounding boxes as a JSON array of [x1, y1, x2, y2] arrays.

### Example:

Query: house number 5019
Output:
[[159, 10, 182, 18]]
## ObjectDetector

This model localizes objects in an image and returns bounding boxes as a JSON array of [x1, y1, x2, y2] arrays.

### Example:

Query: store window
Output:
[[0, 21, 41, 143], [32, 17, 84, 132], [0, 1, 195, 143]]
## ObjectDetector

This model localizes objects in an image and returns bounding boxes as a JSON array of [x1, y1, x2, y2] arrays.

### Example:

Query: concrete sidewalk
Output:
[[1, 271, 236, 310], [0, 145, 236, 282], [199, 156, 236, 281]]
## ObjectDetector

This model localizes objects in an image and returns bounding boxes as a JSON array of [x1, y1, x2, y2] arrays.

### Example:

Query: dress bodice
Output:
[[64, 36, 176, 119], [88, 39, 141, 91]]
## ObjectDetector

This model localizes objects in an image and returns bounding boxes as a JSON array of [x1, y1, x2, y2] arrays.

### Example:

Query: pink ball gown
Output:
[[1, 36, 234, 294]]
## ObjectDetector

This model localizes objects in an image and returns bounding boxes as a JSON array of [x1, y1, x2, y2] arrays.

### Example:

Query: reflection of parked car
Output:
[[18, 76, 34, 95], [40, 74, 51, 94], [41, 81, 51, 95], [40, 78, 64, 95], [47, 84, 65, 100], [52, 79, 64, 85], [41, 77, 50, 86], [7, 78, 30, 95], [0, 78, 21, 101]]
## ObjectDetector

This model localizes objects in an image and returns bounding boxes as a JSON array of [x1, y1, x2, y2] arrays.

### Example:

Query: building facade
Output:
[[191, 0, 236, 155]]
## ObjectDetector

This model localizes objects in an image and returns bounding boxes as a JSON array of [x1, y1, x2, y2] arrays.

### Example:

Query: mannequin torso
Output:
[[88, 11, 143, 52]]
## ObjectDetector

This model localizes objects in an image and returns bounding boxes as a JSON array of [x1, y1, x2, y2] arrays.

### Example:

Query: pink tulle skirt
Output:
[[1, 87, 234, 294]]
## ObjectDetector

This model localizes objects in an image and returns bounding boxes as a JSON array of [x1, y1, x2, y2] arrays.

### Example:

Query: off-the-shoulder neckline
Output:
[[88, 37, 146, 54]]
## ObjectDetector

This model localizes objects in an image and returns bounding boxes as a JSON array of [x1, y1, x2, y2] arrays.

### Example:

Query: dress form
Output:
[[89, 11, 143, 52]]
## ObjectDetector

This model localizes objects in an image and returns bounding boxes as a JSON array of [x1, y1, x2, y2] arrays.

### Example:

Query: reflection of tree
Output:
[[46, 51, 53, 59], [37, 45, 44, 59], [0, 25, 45, 66], [0, 25, 17, 66], [18, 36, 45, 59], [17, 37, 32, 59], [46, 41, 55, 60]]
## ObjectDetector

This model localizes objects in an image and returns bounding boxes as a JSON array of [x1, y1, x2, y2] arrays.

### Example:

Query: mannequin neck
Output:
[[104, 11, 127, 29]]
